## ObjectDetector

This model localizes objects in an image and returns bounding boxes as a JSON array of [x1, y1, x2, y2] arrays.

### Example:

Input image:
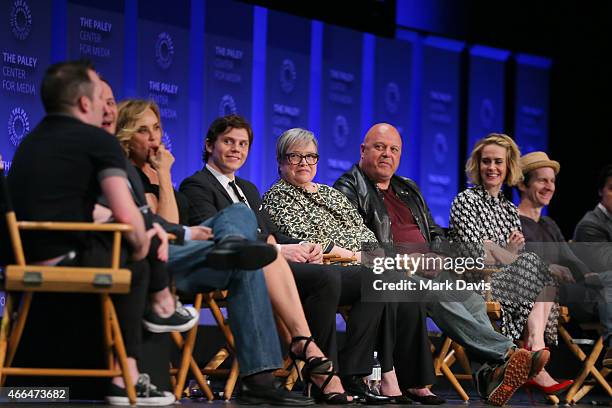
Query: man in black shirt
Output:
[[7, 60, 174, 405]]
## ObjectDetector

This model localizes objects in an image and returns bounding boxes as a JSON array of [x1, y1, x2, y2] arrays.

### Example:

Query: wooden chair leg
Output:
[[105, 295, 137, 405], [102, 294, 114, 370], [565, 336, 603, 404], [206, 297, 236, 351], [170, 294, 213, 401], [204, 293, 240, 399], [440, 359, 469, 401], [282, 357, 304, 391], [434, 337, 469, 402], [574, 367, 610, 401], [570, 367, 611, 402], [171, 331, 190, 400], [188, 356, 213, 400], [559, 325, 585, 361], [224, 357, 239, 400], [434, 337, 453, 375], [202, 347, 231, 372], [5, 292, 32, 368], [452, 343, 472, 375], [171, 329, 214, 401], [0, 293, 14, 385]]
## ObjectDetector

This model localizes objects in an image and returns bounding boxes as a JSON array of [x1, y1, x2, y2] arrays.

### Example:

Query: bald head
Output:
[[359, 123, 402, 187], [363, 123, 401, 144]]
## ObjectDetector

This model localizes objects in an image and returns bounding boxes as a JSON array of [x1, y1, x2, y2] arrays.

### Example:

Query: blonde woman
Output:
[[449, 133, 572, 395]]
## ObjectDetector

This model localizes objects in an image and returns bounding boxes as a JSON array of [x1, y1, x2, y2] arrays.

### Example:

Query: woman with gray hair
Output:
[[265, 128, 376, 260], [263, 128, 444, 405]]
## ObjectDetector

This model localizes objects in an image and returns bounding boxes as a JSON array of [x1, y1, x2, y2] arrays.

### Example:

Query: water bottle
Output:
[[366, 351, 382, 395]]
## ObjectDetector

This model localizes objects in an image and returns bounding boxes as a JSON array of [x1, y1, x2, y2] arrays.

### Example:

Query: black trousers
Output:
[[146, 235, 169, 293], [72, 233, 153, 360], [378, 302, 435, 388], [290, 263, 385, 376]]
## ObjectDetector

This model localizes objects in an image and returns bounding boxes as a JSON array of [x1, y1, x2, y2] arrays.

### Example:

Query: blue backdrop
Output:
[[514, 53, 551, 155], [0, 0, 52, 172], [0, 0, 551, 221], [138, 0, 190, 184], [420, 36, 464, 227], [467, 45, 510, 159], [68, 0, 124, 99], [261, 11, 311, 190]]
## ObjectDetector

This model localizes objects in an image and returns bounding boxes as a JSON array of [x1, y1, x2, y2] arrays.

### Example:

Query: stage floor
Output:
[[5, 390, 610, 407]]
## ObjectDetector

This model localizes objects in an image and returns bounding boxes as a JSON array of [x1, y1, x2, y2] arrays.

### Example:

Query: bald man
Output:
[[334, 123, 539, 406]]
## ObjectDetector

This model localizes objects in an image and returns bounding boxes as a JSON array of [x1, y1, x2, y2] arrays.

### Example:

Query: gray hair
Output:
[[276, 128, 318, 164]]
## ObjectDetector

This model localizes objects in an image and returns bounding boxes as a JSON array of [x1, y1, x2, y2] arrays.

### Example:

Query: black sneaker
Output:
[[106, 373, 176, 406], [143, 301, 198, 333]]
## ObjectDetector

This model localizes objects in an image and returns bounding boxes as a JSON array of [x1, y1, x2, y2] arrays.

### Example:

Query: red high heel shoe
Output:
[[524, 378, 573, 395]]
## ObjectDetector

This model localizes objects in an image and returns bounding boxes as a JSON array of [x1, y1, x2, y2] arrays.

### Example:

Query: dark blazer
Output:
[[180, 167, 299, 244], [574, 204, 612, 273]]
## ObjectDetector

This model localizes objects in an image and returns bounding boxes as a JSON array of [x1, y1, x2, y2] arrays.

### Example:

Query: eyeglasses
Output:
[[285, 153, 319, 165]]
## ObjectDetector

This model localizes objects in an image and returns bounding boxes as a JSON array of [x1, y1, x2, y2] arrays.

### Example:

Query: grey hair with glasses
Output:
[[276, 128, 319, 164]]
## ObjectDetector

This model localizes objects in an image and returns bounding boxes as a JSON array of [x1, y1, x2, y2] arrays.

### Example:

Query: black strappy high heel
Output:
[[289, 336, 333, 376], [289, 336, 352, 405]]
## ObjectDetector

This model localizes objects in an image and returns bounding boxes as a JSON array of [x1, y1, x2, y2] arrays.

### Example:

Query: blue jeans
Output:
[[413, 271, 514, 364], [168, 203, 283, 376]]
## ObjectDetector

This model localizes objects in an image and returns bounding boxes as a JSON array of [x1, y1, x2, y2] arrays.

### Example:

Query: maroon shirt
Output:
[[382, 187, 427, 253]]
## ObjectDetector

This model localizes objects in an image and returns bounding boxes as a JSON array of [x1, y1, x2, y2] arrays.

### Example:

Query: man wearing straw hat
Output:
[[517, 152, 611, 368]]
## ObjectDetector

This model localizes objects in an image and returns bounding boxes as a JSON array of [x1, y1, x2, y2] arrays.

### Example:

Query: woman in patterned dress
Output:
[[262, 128, 446, 405], [448, 133, 574, 392]]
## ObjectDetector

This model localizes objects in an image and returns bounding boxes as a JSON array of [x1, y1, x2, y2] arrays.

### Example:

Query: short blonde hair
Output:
[[116, 99, 162, 155], [466, 133, 523, 186]]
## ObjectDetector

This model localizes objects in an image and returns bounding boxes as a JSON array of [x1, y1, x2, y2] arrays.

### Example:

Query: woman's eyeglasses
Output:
[[285, 153, 319, 165]]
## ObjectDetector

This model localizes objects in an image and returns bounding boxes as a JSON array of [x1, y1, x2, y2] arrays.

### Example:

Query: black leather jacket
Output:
[[334, 164, 447, 250]]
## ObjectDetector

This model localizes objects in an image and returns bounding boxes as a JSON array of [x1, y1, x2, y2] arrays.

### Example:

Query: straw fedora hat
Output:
[[520, 151, 560, 175]]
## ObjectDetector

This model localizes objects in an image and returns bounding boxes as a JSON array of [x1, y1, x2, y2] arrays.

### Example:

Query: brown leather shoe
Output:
[[604, 347, 612, 369], [486, 349, 532, 406]]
